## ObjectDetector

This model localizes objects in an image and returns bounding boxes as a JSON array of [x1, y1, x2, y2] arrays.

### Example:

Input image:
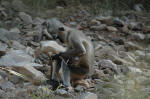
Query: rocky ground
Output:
[[0, 0, 150, 99]]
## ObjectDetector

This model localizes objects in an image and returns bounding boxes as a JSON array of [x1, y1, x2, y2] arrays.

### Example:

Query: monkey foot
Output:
[[60, 85, 74, 92], [73, 79, 94, 89]]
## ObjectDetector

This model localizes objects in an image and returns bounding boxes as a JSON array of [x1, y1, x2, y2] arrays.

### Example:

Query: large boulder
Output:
[[40, 41, 67, 54], [14, 64, 47, 85], [19, 12, 33, 24], [0, 50, 34, 66]]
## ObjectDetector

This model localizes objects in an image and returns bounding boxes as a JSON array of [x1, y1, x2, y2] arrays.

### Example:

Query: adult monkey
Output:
[[47, 18, 94, 90]]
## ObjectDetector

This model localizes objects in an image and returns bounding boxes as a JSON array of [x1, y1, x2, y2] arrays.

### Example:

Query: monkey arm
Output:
[[60, 40, 86, 59]]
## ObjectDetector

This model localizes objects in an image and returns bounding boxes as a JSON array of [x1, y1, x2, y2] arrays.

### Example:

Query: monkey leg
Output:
[[51, 60, 61, 81], [61, 59, 71, 87], [71, 72, 85, 87]]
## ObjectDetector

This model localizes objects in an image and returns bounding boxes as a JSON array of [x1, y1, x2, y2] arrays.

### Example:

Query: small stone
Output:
[[121, 25, 129, 33], [69, 22, 77, 27], [90, 19, 101, 26], [110, 55, 132, 65], [9, 75, 21, 84], [77, 92, 98, 99], [142, 26, 150, 33], [106, 26, 118, 32], [112, 38, 124, 45], [0, 42, 7, 56], [56, 89, 71, 97], [0, 81, 15, 91], [128, 22, 142, 31], [133, 4, 143, 12], [125, 41, 143, 50], [0, 75, 3, 82], [113, 18, 124, 27], [19, 12, 32, 24], [145, 53, 150, 62], [98, 59, 118, 74], [75, 85, 84, 92], [12, 0, 28, 12], [96, 16, 113, 25], [90, 24, 107, 31], [10, 40, 26, 50], [132, 33, 145, 41], [9, 28, 20, 34], [135, 50, 145, 57]]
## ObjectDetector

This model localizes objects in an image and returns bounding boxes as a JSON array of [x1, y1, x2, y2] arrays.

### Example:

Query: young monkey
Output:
[[48, 18, 94, 90]]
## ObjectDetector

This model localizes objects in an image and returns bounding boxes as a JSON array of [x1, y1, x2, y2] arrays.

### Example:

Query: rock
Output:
[[0, 89, 7, 98], [95, 46, 116, 59], [145, 53, 150, 62], [0, 50, 34, 66], [90, 19, 101, 26], [109, 55, 130, 65], [90, 24, 107, 31], [113, 18, 124, 27], [12, 0, 28, 12], [15, 88, 30, 99], [0, 69, 8, 79], [142, 26, 150, 33], [128, 67, 142, 74], [133, 4, 144, 12], [131, 33, 145, 41], [9, 75, 21, 84], [136, 76, 148, 85], [0, 42, 7, 56], [69, 22, 77, 27], [56, 89, 70, 97], [33, 17, 45, 25], [94, 44, 103, 51], [75, 85, 84, 92], [125, 41, 143, 50], [42, 28, 53, 40], [121, 25, 129, 33], [98, 60, 118, 74], [25, 47, 35, 56], [92, 69, 105, 79], [10, 40, 26, 50], [0, 28, 20, 44], [40, 41, 67, 54], [14, 65, 47, 85], [145, 33, 150, 40], [112, 38, 124, 45], [19, 12, 32, 24], [0, 81, 15, 91], [95, 16, 113, 25], [128, 22, 142, 31], [106, 26, 118, 32], [76, 92, 98, 99], [15, 62, 43, 67], [135, 50, 145, 58], [9, 28, 20, 34]]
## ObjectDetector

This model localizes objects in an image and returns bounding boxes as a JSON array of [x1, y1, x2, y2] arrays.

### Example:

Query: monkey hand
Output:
[[51, 53, 62, 60]]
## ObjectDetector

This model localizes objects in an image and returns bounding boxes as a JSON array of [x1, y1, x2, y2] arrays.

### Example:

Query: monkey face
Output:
[[57, 26, 67, 43]]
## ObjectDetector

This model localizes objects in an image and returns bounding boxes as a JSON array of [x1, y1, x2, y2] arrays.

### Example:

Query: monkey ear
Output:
[[58, 27, 65, 31]]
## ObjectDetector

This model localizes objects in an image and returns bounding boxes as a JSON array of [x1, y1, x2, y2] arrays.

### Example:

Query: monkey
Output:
[[48, 18, 94, 90]]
